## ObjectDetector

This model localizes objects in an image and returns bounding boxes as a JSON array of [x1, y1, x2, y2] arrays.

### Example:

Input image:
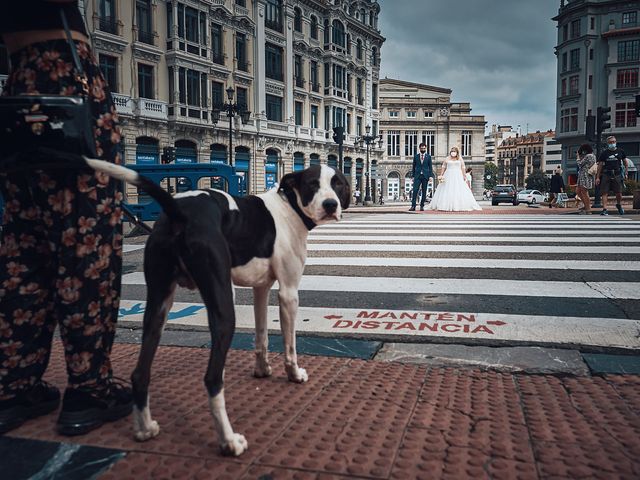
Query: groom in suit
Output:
[[409, 143, 433, 211]]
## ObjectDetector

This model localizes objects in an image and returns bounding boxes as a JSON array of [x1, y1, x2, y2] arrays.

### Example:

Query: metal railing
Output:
[[98, 16, 118, 34]]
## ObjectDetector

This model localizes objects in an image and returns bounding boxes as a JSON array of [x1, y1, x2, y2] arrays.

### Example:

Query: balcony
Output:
[[237, 59, 249, 72], [295, 76, 305, 88], [111, 93, 133, 115], [311, 83, 321, 93], [265, 19, 283, 33], [212, 52, 225, 65], [135, 98, 168, 120], [98, 16, 118, 35], [137, 29, 155, 46]]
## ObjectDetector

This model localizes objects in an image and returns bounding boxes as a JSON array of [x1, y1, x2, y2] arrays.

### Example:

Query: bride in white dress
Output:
[[428, 146, 482, 211]]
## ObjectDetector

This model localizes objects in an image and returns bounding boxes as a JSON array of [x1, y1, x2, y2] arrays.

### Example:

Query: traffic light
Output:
[[596, 106, 611, 134], [585, 115, 596, 142], [332, 126, 344, 145], [162, 146, 176, 164]]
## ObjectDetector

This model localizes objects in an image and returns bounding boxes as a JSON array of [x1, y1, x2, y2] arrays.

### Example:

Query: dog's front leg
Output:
[[278, 286, 308, 383], [253, 283, 274, 378]]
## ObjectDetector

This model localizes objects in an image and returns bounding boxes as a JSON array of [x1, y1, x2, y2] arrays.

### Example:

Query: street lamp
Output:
[[212, 86, 251, 166], [354, 124, 383, 205]]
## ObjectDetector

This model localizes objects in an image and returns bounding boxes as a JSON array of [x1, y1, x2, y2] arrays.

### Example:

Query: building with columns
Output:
[[84, 0, 384, 198], [378, 79, 486, 200]]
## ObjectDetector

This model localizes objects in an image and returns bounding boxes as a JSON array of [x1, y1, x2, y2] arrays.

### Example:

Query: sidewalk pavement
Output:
[[2, 338, 639, 479]]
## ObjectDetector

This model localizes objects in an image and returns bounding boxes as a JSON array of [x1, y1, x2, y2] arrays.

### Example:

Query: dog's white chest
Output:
[[231, 257, 273, 287]]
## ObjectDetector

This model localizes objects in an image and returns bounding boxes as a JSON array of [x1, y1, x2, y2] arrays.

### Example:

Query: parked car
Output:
[[517, 189, 545, 205], [491, 184, 518, 206]]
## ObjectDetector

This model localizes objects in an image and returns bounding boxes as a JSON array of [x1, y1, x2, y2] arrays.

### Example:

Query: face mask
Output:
[[608, 143, 616, 150], [450, 152, 457, 157]]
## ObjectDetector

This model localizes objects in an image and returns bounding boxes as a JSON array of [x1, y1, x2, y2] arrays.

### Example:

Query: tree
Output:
[[484, 162, 498, 190], [525, 170, 550, 192]]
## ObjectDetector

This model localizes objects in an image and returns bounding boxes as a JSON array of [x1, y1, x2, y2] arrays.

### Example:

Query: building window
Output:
[[570, 19, 581, 39], [622, 11, 637, 27], [356, 78, 363, 104], [136, 0, 153, 44], [324, 105, 329, 130], [356, 116, 363, 136], [235, 0, 246, 6], [265, 43, 283, 81], [98, 0, 117, 34], [560, 107, 578, 132], [138, 63, 154, 99], [590, 17, 595, 29], [372, 83, 378, 109], [98, 54, 118, 92], [562, 52, 567, 72], [589, 48, 593, 60], [424, 111, 433, 118], [615, 102, 637, 128], [324, 19, 330, 44], [618, 40, 640, 62], [236, 86, 248, 111], [561, 78, 567, 96], [569, 75, 579, 95], [310, 15, 318, 39], [569, 48, 580, 70], [294, 7, 302, 32], [421, 131, 435, 156], [617, 68, 639, 88], [333, 106, 345, 127], [588, 75, 592, 90], [404, 131, 418, 156], [236, 33, 247, 71], [356, 39, 363, 60], [185, 6, 199, 43], [461, 131, 472, 157], [295, 101, 303, 126], [347, 113, 352, 134], [211, 81, 224, 108], [562, 24, 568, 42], [186, 69, 200, 106], [265, 0, 283, 32], [266, 94, 283, 122], [387, 130, 400, 156], [295, 55, 304, 88], [407, 111, 417, 119], [212, 23, 223, 64], [310, 61, 319, 92], [332, 20, 345, 47], [372, 46, 378, 66], [389, 111, 399, 118], [311, 105, 318, 128]]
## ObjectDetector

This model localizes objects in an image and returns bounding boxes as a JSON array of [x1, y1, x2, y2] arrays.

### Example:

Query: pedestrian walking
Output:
[[549, 168, 565, 208], [596, 136, 629, 216], [576, 144, 596, 215], [354, 189, 361, 205], [0, 0, 132, 436]]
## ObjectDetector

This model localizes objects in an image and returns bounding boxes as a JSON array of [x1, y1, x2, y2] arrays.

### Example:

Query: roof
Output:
[[380, 78, 452, 95]]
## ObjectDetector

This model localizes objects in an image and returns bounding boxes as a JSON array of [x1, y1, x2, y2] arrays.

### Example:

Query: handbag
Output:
[[587, 162, 598, 177], [0, 9, 97, 165]]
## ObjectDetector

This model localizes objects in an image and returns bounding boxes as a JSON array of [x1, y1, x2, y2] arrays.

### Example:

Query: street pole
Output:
[[228, 108, 233, 167], [354, 125, 382, 207], [212, 87, 252, 171], [365, 144, 371, 205]]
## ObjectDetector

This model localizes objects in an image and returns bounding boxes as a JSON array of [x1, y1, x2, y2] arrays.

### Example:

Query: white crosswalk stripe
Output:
[[120, 213, 640, 350]]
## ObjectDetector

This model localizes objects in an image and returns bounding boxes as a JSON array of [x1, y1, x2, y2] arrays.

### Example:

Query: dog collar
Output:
[[279, 189, 316, 231]]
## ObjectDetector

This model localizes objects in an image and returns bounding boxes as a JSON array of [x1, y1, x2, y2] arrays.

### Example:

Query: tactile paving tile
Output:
[[516, 375, 640, 478], [99, 452, 248, 480], [256, 360, 426, 478], [391, 368, 537, 480]]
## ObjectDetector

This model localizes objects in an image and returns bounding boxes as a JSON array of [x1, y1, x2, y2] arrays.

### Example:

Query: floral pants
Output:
[[0, 40, 123, 399]]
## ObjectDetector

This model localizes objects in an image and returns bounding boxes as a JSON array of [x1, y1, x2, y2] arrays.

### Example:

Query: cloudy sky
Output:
[[378, 0, 560, 134]]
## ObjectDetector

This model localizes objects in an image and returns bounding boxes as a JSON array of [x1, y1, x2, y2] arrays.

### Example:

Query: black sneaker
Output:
[[600, 209, 609, 216], [0, 381, 60, 434], [56, 379, 133, 436], [408, 207, 416, 211], [616, 204, 624, 215]]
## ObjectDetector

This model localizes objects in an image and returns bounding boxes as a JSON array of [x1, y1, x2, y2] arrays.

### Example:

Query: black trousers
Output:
[[411, 176, 429, 208]]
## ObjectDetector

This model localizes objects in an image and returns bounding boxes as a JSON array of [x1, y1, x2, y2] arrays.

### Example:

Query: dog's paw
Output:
[[220, 433, 248, 457], [253, 362, 272, 378], [134, 420, 160, 442], [286, 366, 309, 383]]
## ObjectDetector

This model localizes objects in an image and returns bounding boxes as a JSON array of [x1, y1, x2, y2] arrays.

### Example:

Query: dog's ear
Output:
[[279, 171, 302, 194], [331, 171, 351, 210]]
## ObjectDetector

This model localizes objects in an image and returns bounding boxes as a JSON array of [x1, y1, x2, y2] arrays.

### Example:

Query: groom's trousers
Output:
[[411, 176, 429, 208]]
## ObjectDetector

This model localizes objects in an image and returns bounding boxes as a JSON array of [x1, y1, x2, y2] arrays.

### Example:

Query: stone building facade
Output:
[[378, 79, 486, 200], [495, 130, 556, 187], [84, 0, 385, 198]]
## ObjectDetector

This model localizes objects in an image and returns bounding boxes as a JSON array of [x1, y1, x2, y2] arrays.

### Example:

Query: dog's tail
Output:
[[83, 157, 186, 228]]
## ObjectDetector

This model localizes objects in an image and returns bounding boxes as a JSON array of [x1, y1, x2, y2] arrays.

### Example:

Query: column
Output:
[[254, 1, 267, 129], [285, 5, 294, 124]]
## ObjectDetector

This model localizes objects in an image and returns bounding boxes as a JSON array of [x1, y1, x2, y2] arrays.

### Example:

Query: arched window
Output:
[[356, 39, 363, 60], [369, 10, 374, 26], [310, 15, 318, 39], [371, 46, 378, 66], [265, 148, 279, 190], [310, 153, 320, 166], [265, 0, 283, 32], [293, 152, 305, 171], [294, 7, 302, 32], [332, 19, 345, 48], [210, 144, 227, 164], [235, 146, 250, 195]]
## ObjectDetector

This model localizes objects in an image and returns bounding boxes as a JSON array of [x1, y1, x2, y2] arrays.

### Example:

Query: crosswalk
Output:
[[119, 213, 640, 350]]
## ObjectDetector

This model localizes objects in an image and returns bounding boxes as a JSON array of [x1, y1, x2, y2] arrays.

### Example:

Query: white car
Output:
[[517, 189, 545, 205]]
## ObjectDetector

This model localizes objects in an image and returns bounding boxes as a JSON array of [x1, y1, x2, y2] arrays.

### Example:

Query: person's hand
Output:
[[596, 178, 600, 185]]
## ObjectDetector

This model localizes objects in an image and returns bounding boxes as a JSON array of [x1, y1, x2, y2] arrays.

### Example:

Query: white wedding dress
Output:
[[428, 160, 482, 211]]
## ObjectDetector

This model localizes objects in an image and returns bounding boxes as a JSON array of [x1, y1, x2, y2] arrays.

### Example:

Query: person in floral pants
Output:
[[0, 35, 132, 435]]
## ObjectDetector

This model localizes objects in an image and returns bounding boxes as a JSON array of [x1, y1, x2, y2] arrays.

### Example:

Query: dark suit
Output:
[[411, 152, 433, 208]]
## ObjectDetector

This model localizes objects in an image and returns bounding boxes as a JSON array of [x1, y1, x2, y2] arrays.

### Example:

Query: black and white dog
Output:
[[84, 158, 350, 456]]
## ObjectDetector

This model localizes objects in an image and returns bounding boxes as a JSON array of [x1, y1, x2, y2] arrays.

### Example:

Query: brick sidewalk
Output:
[[3, 341, 640, 479]]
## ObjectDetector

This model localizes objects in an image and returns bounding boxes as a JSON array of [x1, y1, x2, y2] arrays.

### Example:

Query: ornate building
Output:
[[495, 130, 555, 187], [378, 79, 486, 200], [84, 0, 384, 197]]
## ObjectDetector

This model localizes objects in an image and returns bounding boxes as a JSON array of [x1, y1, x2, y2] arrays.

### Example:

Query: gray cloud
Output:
[[378, 0, 559, 133]]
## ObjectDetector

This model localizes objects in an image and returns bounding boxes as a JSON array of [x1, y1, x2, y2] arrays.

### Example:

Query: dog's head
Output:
[[279, 164, 351, 224]]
